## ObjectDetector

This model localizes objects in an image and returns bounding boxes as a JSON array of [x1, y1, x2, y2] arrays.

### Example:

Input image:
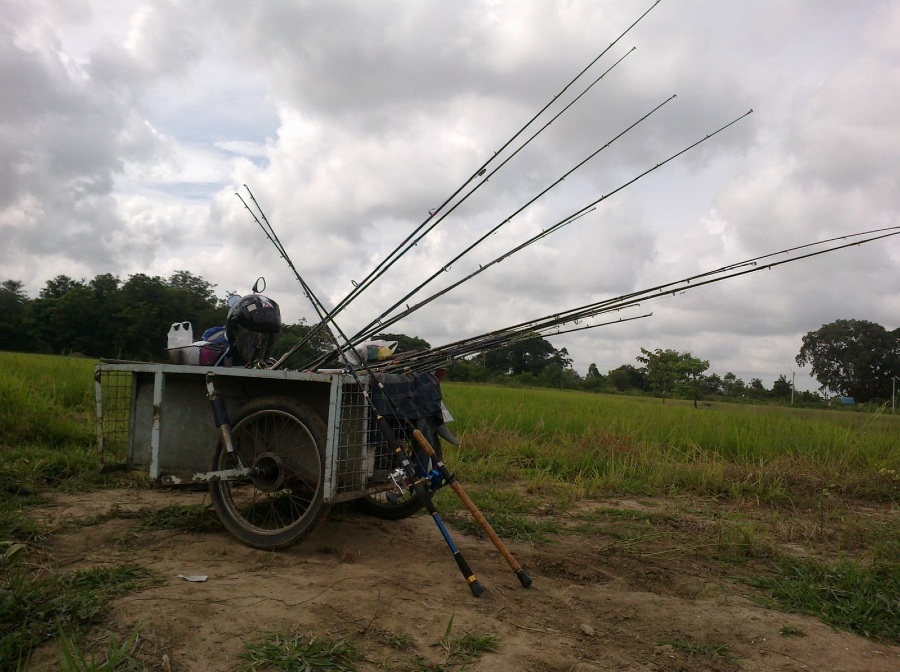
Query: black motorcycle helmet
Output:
[[225, 292, 281, 366]]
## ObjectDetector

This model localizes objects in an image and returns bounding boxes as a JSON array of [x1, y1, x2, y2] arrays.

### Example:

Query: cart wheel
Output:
[[209, 397, 329, 550], [355, 488, 424, 520]]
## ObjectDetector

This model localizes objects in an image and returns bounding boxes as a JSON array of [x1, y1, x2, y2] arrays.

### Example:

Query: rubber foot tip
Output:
[[470, 580, 485, 597], [517, 570, 533, 588]]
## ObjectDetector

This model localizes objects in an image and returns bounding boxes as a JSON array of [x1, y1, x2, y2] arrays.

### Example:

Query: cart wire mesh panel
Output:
[[332, 380, 380, 498], [94, 367, 132, 467]]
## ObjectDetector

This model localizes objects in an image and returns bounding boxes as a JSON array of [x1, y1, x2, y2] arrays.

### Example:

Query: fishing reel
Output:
[[384, 460, 444, 502]]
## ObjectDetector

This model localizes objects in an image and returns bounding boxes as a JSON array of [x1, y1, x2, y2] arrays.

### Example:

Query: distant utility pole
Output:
[[789, 367, 795, 405], [893, 376, 898, 414]]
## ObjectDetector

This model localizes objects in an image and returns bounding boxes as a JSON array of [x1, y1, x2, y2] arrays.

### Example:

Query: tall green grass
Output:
[[0, 564, 153, 670], [0, 352, 96, 448], [442, 384, 900, 503], [1, 353, 897, 505], [443, 384, 900, 462], [0, 353, 101, 539], [746, 557, 899, 643]]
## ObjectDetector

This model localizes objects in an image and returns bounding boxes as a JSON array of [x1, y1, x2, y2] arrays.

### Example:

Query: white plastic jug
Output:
[[347, 339, 398, 365], [167, 322, 193, 363]]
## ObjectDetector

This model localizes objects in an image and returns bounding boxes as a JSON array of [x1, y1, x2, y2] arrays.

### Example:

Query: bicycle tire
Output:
[[355, 488, 424, 520], [209, 396, 329, 550]]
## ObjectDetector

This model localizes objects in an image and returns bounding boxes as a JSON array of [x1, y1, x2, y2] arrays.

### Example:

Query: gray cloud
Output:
[[1, 0, 898, 393]]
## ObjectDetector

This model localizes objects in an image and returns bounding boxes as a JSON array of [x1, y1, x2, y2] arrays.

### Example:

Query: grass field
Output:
[[442, 383, 900, 505], [0, 352, 897, 669]]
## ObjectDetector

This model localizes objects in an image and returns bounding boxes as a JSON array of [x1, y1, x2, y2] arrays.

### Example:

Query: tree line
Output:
[[2, 275, 897, 405], [444, 342, 821, 404], [0, 273, 329, 364], [447, 319, 900, 405]]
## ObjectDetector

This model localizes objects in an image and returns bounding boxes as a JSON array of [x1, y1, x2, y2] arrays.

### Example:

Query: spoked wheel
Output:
[[355, 487, 424, 520], [355, 431, 436, 520], [209, 397, 329, 550]]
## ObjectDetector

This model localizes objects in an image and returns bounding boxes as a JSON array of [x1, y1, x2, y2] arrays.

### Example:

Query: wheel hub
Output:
[[251, 452, 286, 492]]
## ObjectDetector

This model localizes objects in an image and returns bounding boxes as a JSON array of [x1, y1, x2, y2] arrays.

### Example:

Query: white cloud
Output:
[[1, 0, 899, 393]]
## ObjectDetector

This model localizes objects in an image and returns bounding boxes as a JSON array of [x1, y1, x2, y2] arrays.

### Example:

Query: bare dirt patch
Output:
[[27, 488, 899, 672]]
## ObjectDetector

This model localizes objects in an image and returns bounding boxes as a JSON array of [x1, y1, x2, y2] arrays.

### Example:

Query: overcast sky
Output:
[[2, 0, 899, 391]]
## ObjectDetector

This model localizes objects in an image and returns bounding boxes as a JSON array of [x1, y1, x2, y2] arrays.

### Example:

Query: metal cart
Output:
[[94, 361, 423, 550]]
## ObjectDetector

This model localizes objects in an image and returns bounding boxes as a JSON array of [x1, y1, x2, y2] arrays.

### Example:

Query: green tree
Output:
[[747, 377, 767, 399], [272, 320, 334, 364], [701, 372, 723, 396], [796, 319, 900, 402], [27, 276, 89, 353], [771, 374, 793, 400], [1, 280, 27, 300], [8, 271, 230, 360], [484, 334, 571, 377], [116, 274, 182, 360], [637, 348, 709, 405], [537, 363, 581, 389], [607, 364, 647, 392], [39, 275, 85, 299], [445, 358, 490, 383], [0, 280, 30, 351], [582, 363, 607, 392], [673, 353, 710, 408], [721, 372, 746, 397], [169, 270, 219, 305], [167, 271, 226, 340], [636, 348, 681, 402]]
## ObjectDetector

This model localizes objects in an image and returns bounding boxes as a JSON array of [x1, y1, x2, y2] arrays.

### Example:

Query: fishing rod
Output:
[[477, 224, 900, 339], [237, 189, 483, 595], [351, 309, 649, 376], [324, 1, 660, 317], [566, 226, 900, 318], [454, 226, 900, 355], [337, 94, 676, 353], [303, 108, 753, 369], [274, 2, 662, 369], [240, 187, 533, 594], [359, 226, 900, 377], [274, 46, 636, 372], [348, 107, 752, 346], [374, 313, 654, 376], [382, 46, 639, 277], [528, 226, 900, 330], [321, 286, 644, 375]]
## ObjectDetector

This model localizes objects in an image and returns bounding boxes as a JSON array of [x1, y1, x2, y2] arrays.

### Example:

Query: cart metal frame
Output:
[[95, 361, 392, 503]]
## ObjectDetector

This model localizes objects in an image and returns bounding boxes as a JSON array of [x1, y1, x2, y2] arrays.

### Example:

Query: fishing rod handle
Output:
[[455, 550, 485, 598], [450, 479, 533, 589], [376, 416, 404, 451], [376, 415, 419, 481], [415, 482, 484, 598], [412, 430, 533, 589]]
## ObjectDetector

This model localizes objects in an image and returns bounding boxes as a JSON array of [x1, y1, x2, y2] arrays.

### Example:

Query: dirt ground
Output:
[[26, 487, 899, 672]]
